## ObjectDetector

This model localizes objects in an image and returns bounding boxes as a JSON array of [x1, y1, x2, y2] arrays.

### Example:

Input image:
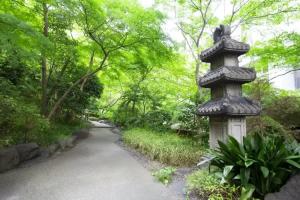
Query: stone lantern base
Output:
[[209, 117, 246, 148]]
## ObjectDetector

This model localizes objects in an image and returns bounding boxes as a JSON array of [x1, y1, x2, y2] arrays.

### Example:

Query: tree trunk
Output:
[[195, 59, 200, 86], [80, 50, 95, 91], [41, 3, 49, 116], [47, 54, 108, 120]]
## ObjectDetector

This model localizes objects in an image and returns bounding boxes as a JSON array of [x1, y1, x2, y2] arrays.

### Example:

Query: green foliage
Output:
[[123, 128, 204, 166], [172, 101, 209, 132], [245, 79, 300, 139], [152, 167, 176, 185], [251, 33, 300, 71], [186, 169, 240, 200], [56, 73, 104, 121], [247, 115, 288, 138], [112, 82, 172, 131], [265, 95, 300, 129], [0, 90, 87, 147], [1, 0, 177, 146], [0, 94, 49, 146], [40, 121, 88, 146], [210, 134, 300, 199]]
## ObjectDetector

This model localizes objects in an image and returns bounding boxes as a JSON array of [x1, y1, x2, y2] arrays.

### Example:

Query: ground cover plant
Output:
[[186, 169, 240, 200], [152, 167, 176, 185], [210, 134, 300, 199], [123, 128, 204, 166]]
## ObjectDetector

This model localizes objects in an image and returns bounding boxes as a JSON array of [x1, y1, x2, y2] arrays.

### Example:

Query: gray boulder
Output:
[[57, 139, 68, 150], [66, 136, 77, 148], [0, 147, 20, 173], [48, 143, 59, 155], [265, 173, 300, 200], [15, 143, 40, 162], [73, 129, 90, 139], [111, 127, 121, 135]]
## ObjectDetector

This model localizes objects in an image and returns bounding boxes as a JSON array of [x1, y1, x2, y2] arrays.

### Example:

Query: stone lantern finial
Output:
[[197, 24, 261, 148], [213, 24, 231, 43]]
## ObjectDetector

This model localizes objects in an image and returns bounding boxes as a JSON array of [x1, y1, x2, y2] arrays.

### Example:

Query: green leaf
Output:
[[245, 159, 256, 167], [286, 155, 300, 160], [286, 159, 300, 169], [240, 184, 255, 200], [223, 165, 234, 177], [233, 174, 241, 180], [240, 168, 250, 186], [260, 166, 269, 178]]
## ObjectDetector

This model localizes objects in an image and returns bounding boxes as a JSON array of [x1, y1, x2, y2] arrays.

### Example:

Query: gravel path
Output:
[[0, 128, 180, 200]]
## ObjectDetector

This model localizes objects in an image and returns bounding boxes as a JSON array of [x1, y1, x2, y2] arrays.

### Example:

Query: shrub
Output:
[[0, 93, 88, 147], [171, 101, 209, 135], [112, 107, 172, 131], [265, 95, 300, 129], [210, 134, 300, 199], [123, 128, 204, 166], [141, 110, 172, 131], [247, 115, 289, 138], [38, 121, 88, 146], [152, 167, 176, 185], [186, 169, 240, 200], [0, 94, 50, 146]]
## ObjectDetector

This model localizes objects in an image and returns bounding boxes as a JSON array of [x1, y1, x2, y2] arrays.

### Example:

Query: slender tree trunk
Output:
[[195, 59, 200, 85], [44, 59, 70, 110], [80, 50, 95, 91], [41, 3, 49, 116], [47, 54, 108, 120]]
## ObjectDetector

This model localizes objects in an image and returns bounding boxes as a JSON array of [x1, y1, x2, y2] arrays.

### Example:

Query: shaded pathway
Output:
[[0, 128, 180, 200]]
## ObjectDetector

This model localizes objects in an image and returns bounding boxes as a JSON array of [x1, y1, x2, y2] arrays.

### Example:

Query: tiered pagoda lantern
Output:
[[197, 25, 261, 148]]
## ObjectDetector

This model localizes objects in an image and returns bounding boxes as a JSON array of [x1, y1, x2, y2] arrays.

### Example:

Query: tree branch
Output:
[[269, 68, 300, 81], [47, 53, 109, 120]]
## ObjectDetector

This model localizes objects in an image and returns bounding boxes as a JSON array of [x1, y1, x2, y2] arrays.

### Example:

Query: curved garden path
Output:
[[0, 128, 180, 200]]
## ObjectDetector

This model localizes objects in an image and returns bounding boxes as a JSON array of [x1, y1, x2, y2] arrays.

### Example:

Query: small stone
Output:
[[73, 129, 90, 140], [48, 143, 59, 155], [0, 147, 20, 173], [66, 136, 77, 148], [57, 139, 68, 150], [15, 143, 40, 162]]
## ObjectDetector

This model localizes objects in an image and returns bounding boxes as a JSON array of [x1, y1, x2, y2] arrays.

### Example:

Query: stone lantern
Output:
[[197, 25, 261, 148]]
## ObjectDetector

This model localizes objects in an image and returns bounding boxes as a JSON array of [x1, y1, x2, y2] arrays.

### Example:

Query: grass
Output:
[[186, 169, 240, 200], [152, 167, 176, 185], [123, 128, 204, 166]]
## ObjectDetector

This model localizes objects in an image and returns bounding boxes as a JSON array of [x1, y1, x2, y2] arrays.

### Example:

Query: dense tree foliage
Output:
[[0, 0, 299, 146], [0, 0, 186, 145]]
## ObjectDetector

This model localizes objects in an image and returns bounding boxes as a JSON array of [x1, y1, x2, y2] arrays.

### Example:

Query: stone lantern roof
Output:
[[197, 24, 261, 117], [197, 96, 261, 116], [200, 38, 250, 62], [198, 66, 256, 88]]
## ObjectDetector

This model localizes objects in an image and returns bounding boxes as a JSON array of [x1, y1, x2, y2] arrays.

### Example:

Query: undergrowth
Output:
[[39, 121, 88, 146], [152, 167, 176, 185], [123, 128, 204, 166], [186, 169, 240, 200], [0, 119, 88, 147]]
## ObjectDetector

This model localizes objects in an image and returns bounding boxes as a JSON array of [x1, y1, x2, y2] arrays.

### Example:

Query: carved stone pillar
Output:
[[197, 25, 261, 148]]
